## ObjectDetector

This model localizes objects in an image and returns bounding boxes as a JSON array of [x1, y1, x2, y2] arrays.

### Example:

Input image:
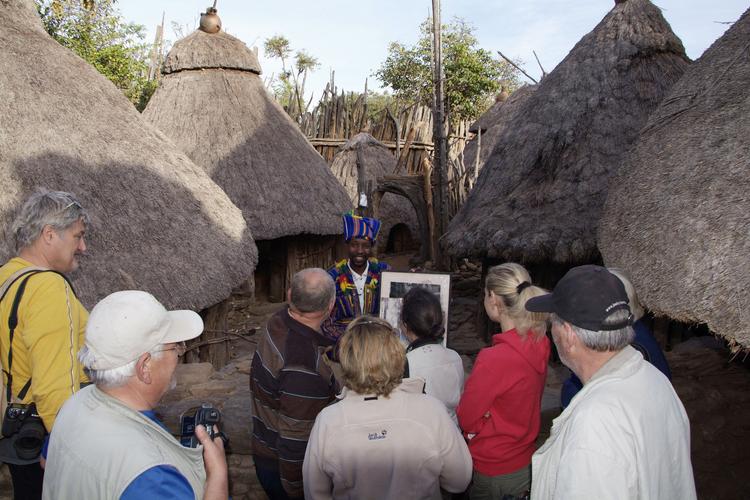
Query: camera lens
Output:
[[14, 420, 45, 460]]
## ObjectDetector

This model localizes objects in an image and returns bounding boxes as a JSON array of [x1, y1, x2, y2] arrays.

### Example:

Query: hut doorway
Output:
[[253, 240, 287, 303], [385, 223, 416, 254], [254, 235, 343, 303]]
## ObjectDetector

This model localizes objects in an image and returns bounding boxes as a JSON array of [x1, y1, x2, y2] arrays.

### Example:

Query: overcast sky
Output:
[[119, 0, 747, 101]]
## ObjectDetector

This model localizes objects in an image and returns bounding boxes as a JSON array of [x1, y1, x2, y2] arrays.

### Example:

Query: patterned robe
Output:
[[322, 258, 390, 341]]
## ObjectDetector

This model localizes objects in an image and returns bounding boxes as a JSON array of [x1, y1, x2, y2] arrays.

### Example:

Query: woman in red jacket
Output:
[[457, 263, 551, 499]]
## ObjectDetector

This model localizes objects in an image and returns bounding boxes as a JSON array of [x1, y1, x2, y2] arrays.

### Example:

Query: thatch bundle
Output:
[[599, 8, 750, 349], [463, 85, 537, 179], [143, 23, 351, 240], [329, 133, 419, 252], [0, 0, 257, 310], [442, 0, 689, 263]]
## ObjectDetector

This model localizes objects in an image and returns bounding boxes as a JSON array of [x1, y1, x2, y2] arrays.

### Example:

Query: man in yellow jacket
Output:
[[0, 190, 89, 500]]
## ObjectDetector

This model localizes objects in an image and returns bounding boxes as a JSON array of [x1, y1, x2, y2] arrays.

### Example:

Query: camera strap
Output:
[[0, 268, 76, 406]]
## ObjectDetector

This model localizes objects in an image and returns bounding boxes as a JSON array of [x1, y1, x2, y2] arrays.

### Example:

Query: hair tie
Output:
[[516, 281, 531, 294]]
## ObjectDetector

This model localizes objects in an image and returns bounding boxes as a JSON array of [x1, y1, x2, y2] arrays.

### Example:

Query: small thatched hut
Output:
[[0, 0, 257, 312], [329, 133, 420, 255], [599, 8, 750, 350], [143, 9, 351, 301], [462, 85, 537, 182], [442, 0, 689, 283]]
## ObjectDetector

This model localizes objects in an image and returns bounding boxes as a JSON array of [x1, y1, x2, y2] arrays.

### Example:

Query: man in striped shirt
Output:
[[250, 268, 339, 500]]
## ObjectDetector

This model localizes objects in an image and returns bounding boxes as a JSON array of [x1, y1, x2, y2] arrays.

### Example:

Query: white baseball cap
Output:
[[85, 290, 204, 370]]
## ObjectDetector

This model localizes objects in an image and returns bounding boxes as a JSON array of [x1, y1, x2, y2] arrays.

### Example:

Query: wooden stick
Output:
[[497, 51, 538, 84], [533, 50, 547, 77]]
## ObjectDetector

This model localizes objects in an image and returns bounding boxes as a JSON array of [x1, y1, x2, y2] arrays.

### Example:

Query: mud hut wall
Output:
[[285, 235, 341, 292]]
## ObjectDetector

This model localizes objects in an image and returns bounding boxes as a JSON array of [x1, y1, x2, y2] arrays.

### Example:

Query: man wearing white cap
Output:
[[41, 291, 228, 500]]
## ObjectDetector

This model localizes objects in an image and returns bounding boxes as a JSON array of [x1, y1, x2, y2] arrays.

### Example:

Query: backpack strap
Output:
[[1, 268, 76, 404], [0, 267, 47, 303]]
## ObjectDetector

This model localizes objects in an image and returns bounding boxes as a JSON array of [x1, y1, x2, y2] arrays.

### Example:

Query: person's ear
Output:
[[561, 323, 578, 352], [286, 288, 292, 304], [487, 291, 503, 314], [135, 352, 153, 384], [41, 224, 56, 244]]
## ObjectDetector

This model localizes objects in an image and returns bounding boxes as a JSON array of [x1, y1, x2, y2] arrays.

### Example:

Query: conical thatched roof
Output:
[[0, 0, 257, 311], [599, 8, 750, 349], [463, 85, 537, 177], [330, 133, 419, 252], [442, 0, 689, 263], [143, 20, 351, 241], [162, 29, 262, 74]]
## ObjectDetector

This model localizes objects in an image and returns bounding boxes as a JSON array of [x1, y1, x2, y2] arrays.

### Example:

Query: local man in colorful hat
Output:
[[322, 214, 390, 340]]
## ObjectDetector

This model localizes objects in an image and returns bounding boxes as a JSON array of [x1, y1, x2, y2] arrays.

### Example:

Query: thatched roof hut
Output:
[[599, 8, 750, 349], [143, 16, 351, 241], [442, 0, 689, 265], [463, 85, 537, 179], [330, 133, 420, 254], [0, 0, 257, 311]]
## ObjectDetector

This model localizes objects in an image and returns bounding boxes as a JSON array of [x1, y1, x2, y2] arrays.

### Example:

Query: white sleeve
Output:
[[302, 416, 334, 500], [437, 406, 473, 493]]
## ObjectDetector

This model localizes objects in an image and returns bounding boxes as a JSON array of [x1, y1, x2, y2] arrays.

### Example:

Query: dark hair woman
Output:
[[401, 287, 464, 424]]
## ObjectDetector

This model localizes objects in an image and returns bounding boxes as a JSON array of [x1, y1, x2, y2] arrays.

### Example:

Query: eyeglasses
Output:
[[156, 342, 187, 357]]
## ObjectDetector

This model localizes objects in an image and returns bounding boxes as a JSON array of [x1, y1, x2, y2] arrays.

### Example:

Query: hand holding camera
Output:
[[180, 403, 229, 449]]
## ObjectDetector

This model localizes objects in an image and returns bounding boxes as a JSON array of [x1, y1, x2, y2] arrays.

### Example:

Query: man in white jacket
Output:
[[525, 265, 696, 500]]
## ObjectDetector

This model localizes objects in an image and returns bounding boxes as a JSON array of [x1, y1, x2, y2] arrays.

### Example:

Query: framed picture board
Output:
[[379, 271, 451, 346]]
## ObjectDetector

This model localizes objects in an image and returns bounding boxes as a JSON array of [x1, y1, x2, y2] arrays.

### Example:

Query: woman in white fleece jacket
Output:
[[302, 316, 472, 500]]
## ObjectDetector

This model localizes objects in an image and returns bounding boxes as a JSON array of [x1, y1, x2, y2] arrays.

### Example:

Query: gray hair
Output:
[[554, 309, 635, 352], [290, 268, 335, 313], [79, 345, 164, 388], [11, 190, 89, 252]]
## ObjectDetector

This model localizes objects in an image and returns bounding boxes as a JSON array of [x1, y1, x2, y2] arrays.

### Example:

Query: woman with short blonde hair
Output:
[[303, 316, 472, 499], [338, 316, 405, 397], [457, 263, 551, 499]]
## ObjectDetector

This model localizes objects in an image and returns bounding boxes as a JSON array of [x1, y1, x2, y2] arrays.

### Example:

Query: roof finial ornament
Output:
[[199, 1, 221, 34]]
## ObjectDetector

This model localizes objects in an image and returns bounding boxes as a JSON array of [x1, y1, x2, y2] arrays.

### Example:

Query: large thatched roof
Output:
[[442, 0, 689, 263], [599, 8, 750, 349], [463, 85, 537, 179], [329, 133, 419, 252], [143, 20, 351, 241], [0, 0, 257, 311]]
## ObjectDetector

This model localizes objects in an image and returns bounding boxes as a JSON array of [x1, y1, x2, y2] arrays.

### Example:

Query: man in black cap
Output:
[[525, 265, 696, 500]]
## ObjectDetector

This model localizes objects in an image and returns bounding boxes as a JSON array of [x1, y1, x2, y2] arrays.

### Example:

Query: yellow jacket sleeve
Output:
[[16, 273, 88, 431]]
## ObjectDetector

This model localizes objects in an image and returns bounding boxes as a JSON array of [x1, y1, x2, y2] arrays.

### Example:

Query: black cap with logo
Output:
[[525, 265, 633, 331]]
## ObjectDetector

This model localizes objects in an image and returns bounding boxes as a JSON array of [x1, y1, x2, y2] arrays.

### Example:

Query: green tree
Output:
[[264, 35, 320, 122], [375, 17, 521, 122], [35, 0, 155, 110]]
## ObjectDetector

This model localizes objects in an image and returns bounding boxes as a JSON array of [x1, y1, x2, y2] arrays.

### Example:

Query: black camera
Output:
[[2, 403, 45, 460], [180, 403, 222, 448]]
